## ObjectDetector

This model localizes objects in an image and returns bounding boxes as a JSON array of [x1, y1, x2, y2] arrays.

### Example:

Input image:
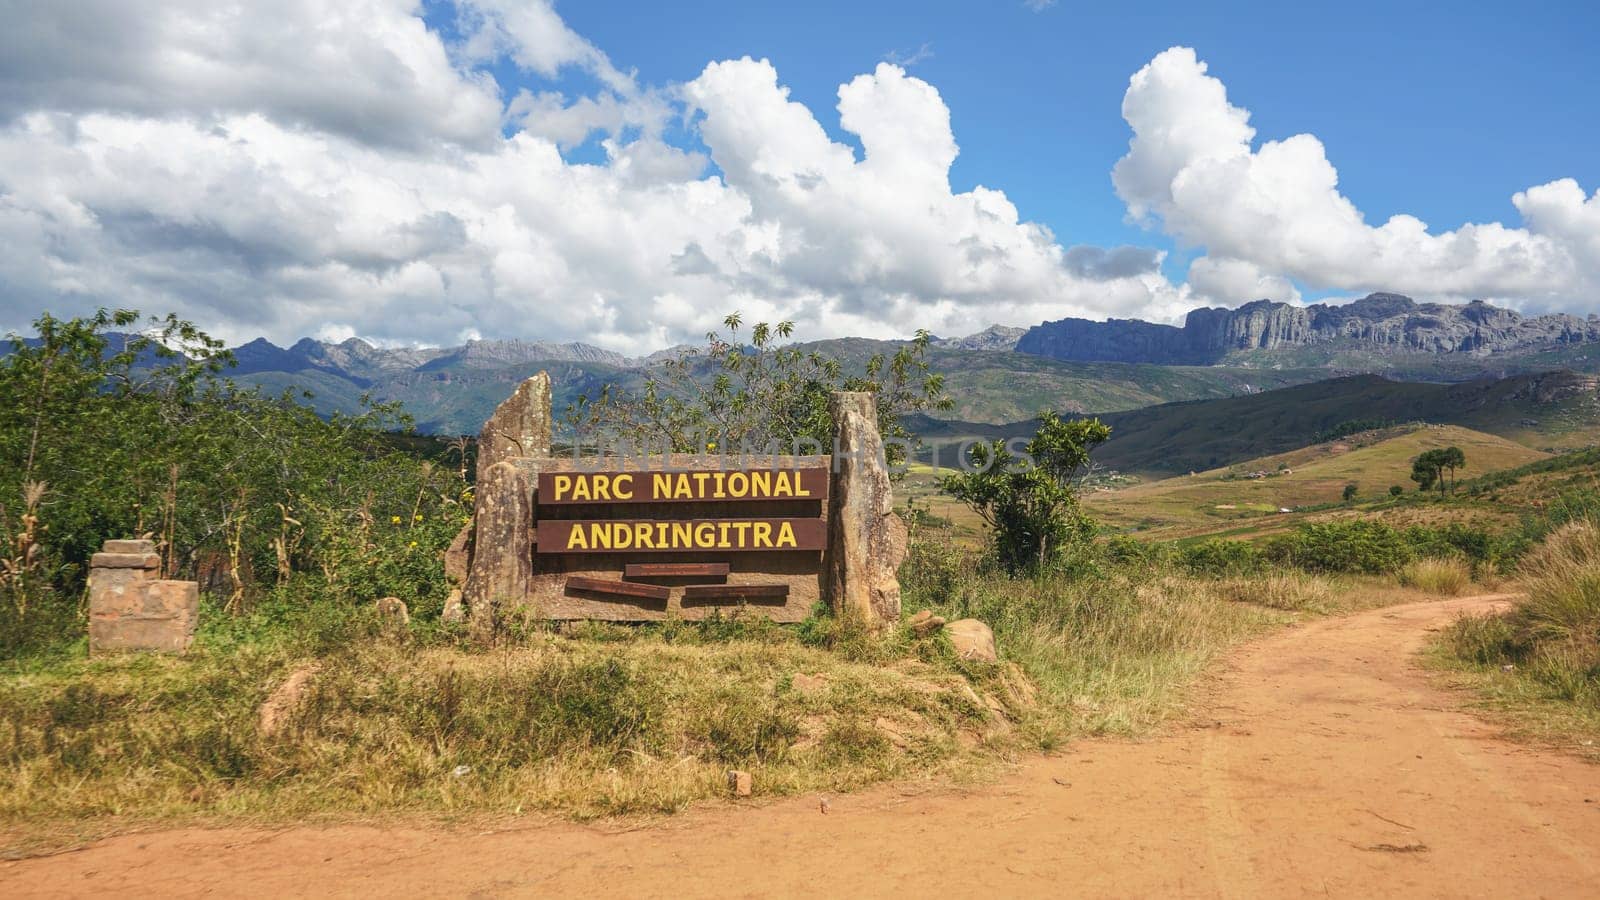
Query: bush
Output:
[[1177, 539, 1265, 576], [1398, 558, 1472, 596], [1265, 520, 1414, 574], [0, 311, 469, 658], [1404, 523, 1495, 566]]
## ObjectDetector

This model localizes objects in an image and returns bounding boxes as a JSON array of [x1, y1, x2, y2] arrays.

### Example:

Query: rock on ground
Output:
[[945, 618, 997, 662]]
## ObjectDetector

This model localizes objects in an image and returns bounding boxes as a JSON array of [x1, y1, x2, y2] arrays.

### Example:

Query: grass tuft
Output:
[[1398, 557, 1473, 596]]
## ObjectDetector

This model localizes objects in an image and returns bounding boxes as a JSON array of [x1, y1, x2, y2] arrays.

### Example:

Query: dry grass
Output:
[[0, 623, 1015, 840], [1211, 571, 1337, 613], [1398, 557, 1474, 596], [1080, 425, 1547, 541], [2, 542, 1425, 852], [1432, 521, 1600, 757]]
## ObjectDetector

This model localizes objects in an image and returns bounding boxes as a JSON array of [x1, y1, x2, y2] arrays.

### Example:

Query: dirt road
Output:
[[7, 594, 1600, 898]]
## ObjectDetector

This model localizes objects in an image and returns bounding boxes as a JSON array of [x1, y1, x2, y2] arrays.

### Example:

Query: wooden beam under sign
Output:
[[682, 583, 789, 602], [624, 562, 731, 579], [565, 576, 670, 602]]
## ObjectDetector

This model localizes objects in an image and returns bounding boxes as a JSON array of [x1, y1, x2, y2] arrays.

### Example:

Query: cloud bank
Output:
[[0, 4, 1594, 351], [1114, 47, 1600, 311]]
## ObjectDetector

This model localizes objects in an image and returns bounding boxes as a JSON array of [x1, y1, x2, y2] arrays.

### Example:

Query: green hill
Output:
[[908, 370, 1600, 477]]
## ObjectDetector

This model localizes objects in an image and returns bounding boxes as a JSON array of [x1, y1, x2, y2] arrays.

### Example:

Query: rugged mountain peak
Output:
[[933, 324, 1027, 352], [1019, 293, 1600, 365]]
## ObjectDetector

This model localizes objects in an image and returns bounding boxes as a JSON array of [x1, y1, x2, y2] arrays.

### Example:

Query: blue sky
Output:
[[3, 0, 1598, 348], [543, 0, 1599, 291]]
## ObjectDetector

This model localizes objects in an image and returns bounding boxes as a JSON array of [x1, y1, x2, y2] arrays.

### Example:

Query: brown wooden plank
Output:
[[624, 562, 731, 579], [538, 467, 828, 505], [682, 584, 789, 601], [564, 575, 670, 601], [538, 518, 825, 554]]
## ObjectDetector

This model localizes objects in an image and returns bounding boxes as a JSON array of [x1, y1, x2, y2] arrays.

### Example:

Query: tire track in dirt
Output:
[[5, 594, 1599, 898]]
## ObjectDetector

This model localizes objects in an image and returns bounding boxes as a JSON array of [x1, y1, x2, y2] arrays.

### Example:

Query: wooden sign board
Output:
[[537, 517, 825, 554], [536, 467, 827, 505], [518, 455, 830, 622]]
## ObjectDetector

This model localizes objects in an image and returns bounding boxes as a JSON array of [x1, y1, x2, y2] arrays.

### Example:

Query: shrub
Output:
[[1404, 523, 1494, 565], [1265, 520, 1413, 574], [1398, 557, 1472, 596], [0, 311, 470, 657], [1178, 539, 1265, 576]]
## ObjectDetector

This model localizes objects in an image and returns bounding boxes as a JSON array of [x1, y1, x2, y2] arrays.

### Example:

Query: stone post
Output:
[[462, 462, 533, 641], [476, 371, 552, 481], [822, 392, 906, 631], [87, 539, 200, 653], [457, 371, 551, 634]]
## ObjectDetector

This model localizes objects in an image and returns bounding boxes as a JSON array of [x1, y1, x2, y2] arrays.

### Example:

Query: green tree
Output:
[[1410, 447, 1466, 495], [1342, 483, 1358, 502], [565, 314, 950, 469], [939, 412, 1111, 573], [1, 310, 469, 656], [1438, 446, 1466, 491], [1389, 485, 1404, 497]]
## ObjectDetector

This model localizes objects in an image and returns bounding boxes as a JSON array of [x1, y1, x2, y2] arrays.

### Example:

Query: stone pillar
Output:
[[87, 539, 200, 653], [460, 371, 551, 639], [462, 461, 533, 641], [822, 392, 906, 631], [476, 371, 552, 481]]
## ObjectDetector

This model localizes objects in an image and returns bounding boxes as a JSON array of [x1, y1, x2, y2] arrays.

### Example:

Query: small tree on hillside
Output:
[[1342, 483, 1358, 502], [1389, 485, 1404, 497], [1438, 446, 1466, 490], [1410, 447, 1467, 495], [940, 412, 1111, 573]]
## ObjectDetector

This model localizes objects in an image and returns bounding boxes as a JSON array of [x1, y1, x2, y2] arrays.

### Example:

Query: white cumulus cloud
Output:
[[0, 2, 1183, 350], [1114, 46, 1600, 311]]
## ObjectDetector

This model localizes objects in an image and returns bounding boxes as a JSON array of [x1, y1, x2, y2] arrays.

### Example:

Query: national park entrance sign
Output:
[[447, 374, 907, 630]]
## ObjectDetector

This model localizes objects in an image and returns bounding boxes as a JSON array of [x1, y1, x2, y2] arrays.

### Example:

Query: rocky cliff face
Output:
[[1017, 293, 1600, 364], [933, 324, 1027, 352]]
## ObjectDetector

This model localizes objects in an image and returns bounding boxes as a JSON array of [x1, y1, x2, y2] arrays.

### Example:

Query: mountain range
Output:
[[1016, 293, 1600, 366], [207, 293, 1600, 436]]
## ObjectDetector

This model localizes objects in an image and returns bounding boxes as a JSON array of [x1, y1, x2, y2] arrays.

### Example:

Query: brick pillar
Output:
[[87, 539, 200, 653]]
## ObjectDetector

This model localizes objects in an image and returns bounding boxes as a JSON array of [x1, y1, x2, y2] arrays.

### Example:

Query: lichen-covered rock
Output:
[[258, 663, 321, 738], [462, 461, 532, 641], [441, 520, 473, 624], [823, 392, 905, 631], [907, 609, 946, 638], [944, 618, 997, 662], [375, 596, 410, 631], [476, 372, 551, 480]]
